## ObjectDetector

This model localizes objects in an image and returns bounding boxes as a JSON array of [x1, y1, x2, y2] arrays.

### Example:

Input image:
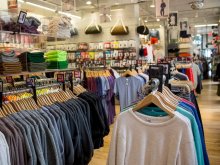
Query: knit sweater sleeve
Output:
[[177, 121, 198, 165], [107, 118, 126, 165]]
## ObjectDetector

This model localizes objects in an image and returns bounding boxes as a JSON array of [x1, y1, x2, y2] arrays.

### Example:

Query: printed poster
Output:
[[156, 0, 169, 19], [168, 12, 178, 26]]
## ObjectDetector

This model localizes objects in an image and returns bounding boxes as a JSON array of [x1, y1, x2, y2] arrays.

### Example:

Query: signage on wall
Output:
[[168, 12, 178, 26], [156, 0, 169, 19]]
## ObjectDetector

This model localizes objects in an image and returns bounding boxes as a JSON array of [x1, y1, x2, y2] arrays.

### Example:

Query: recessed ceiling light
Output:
[[150, 0, 155, 8], [157, 18, 160, 22], [86, 1, 92, 5], [115, 2, 119, 5]]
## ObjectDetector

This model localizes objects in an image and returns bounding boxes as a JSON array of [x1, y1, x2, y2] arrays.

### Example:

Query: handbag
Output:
[[136, 21, 149, 35], [111, 18, 129, 35], [85, 18, 102, 34]]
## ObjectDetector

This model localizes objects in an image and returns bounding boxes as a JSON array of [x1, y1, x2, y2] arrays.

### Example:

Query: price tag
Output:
[[74, 71, 81, 79], [6, 76, 13, 84], [65, 72, 73, 81], [57, 74, 65, 83], [26, 78, 35, 87]]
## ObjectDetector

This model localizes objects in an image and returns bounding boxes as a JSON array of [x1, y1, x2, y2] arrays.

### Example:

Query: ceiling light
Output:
[[194, 24, 218, 27], [58, 11, 81, 19], [86, 1, 92, 5], [144, 20, 148, 23], [18, 0, 24, 2], [111, 8, 124, 11], [115, 2, 119, 5], [157, 18, 160, 22], [26, 2, 56, 12], [150, 0, 155, 8]]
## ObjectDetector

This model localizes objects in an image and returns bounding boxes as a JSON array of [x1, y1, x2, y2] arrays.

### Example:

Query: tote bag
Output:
[[85, 18, 102, 34], [111, 18, 129, 35]]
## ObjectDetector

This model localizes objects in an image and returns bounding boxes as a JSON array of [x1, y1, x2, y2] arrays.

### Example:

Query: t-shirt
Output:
[[138, 107, 204, 165], [107, 109, 197, 165], [114, 77, 142, 111]]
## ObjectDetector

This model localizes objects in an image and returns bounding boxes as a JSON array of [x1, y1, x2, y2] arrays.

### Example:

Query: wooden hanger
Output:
[[156, 91, 177, 110], [133, 92, 175, 117], [163, 86, 181, 103], [121, 70, 136, 77]]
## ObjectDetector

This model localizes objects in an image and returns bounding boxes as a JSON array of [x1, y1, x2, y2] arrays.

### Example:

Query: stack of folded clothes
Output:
[[2, 16, 41, 34], [0, 51, 22, 74], [48, 16, 72, 38], [18, 51, 47, 72], [44, 50, 68, 69]]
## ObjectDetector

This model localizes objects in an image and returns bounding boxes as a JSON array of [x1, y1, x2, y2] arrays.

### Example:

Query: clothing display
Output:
[[18, 52, 46, 72], [114, 71, 149, 110], [48, 16, 72, 38], [108, 109, 197, 165], [0, 2, 217, 164], [0, 88, 109, 165], [84, 70, 116, 124], [0, 51, 22, 74], [44, 50, 68, 69], [2, 16, 40, 34]]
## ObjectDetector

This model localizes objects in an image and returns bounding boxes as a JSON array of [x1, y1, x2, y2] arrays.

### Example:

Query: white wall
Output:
[[69, 5, 140, 43]]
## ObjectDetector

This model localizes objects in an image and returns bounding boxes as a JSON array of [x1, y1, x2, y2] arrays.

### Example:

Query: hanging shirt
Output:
[[0, 131, 11, 165], [107, 109, 197, 165], [192, 63, 201, 89], [138, 106, 204, 165], [146, 45, 153, 63], [114, 77, 142, 111]]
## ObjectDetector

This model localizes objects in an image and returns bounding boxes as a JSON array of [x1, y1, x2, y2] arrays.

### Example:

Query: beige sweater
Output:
[[107, 109, 197, 165]]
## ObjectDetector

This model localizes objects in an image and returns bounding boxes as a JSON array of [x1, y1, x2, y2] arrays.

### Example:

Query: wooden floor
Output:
[[89, 80, 220, 165]]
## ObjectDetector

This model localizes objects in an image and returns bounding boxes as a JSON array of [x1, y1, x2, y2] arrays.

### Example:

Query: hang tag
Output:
[[65, 72, 73, 81], [74, 71, 81, 79], [6, 76, 14, 84], [26, 78, 35, 87], [57, 74, 65, 83]]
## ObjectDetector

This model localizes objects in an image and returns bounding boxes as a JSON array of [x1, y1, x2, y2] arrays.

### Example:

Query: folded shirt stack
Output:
[[2, 16, 40, 34], [48, 16, 72, 38], [18, 51, 46, 72], [0, 51, 22, 74], [179, 43, 192, 57], [44, 50, 68, 69]]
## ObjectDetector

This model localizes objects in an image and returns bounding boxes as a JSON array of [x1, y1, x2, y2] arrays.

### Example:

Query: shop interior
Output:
[[0, 0, 220, 165]]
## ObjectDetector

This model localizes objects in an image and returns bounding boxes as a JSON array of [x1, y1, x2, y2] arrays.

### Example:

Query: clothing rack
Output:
[[0, 74, 82, 108]]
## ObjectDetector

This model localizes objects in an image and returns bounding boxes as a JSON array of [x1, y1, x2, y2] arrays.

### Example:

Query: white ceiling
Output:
[[2, 0, 218, 26]]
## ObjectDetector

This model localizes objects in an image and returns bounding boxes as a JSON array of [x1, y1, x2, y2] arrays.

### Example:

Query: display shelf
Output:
[[0, 68, 80, 77], [0, 30, 70, 40]]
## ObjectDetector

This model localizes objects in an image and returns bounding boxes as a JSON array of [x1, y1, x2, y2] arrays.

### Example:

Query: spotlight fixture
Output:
[[86, 1, 92, 5], [150, 0, 155, 8], [157, 18, 160, 22]]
